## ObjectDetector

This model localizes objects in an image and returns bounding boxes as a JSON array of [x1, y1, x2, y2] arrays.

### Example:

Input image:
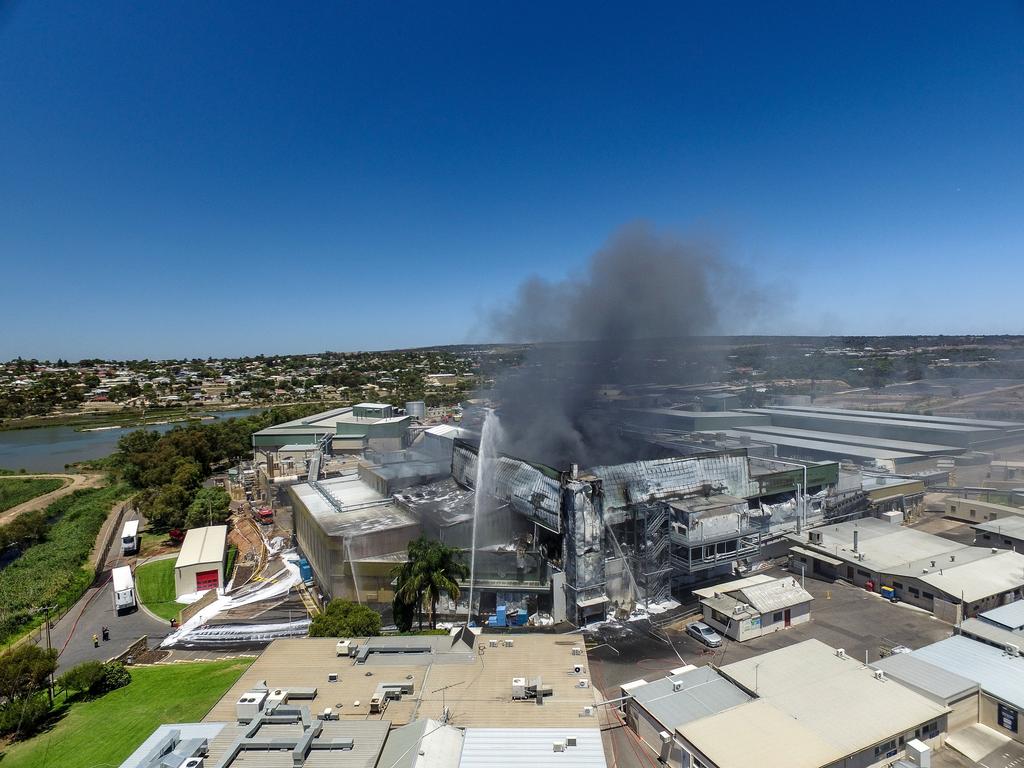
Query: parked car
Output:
[[686, 621, 723, 648]]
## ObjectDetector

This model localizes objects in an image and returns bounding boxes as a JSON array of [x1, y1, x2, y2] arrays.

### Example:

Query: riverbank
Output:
[[0, 404, 263, 432]]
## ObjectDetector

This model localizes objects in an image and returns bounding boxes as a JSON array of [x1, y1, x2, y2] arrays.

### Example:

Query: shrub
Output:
[[96, 661, 131, 694], [57, 660, 105, 696], [0, 694, 52, 739], [309, 599, 381, 637]]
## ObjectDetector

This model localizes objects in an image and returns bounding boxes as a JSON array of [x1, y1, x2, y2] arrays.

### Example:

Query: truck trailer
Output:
[[112, 565, 137, 614], [121, 519, 140, 555]]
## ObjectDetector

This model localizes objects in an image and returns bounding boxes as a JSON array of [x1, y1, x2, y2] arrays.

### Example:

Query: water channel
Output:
[[0, 408, 264, 473]]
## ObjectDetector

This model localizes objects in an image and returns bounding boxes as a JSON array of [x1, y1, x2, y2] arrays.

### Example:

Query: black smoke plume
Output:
[[487, 222, 753, 468]]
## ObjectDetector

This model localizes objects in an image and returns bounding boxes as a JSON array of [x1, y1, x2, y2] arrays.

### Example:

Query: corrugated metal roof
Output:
[[911, 635, 1024, 710], [958, 618, 1024, 648], [738, 577, 814, 614], [376, 719, 463, 768], [979, 599, 1024, 631], [175, 525, 227, 569], [459, 729, 606, 768], [692, 574, 774, 599], [628, 666, 751, 730], [870, 654, 978, 704], [974, 515, 1024, 538]]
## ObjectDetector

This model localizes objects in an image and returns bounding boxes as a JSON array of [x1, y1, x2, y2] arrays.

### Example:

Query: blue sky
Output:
[[1, 2, 1022, 360]]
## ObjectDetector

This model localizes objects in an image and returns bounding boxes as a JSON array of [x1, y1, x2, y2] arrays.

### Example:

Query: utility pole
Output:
[[35, 604, 58, 704]]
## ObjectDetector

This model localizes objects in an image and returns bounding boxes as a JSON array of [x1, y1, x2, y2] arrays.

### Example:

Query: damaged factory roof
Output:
[[393, 477, 476, 527]]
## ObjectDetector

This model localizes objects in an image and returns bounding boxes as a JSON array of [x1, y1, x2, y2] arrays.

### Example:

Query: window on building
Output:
[[857, 569, 871, 578], [893, 582, 904, 590], [923, 592, 934, 600], [970, 509, 976, 518], [909, 587, 920, 597], [773, 612, 783, 622]]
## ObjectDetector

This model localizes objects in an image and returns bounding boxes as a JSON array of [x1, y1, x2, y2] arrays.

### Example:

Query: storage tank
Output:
[[405, 401, 427, 419]]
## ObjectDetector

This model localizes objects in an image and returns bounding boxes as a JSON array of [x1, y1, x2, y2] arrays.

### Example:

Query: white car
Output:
[[686, 621, 723, 648]]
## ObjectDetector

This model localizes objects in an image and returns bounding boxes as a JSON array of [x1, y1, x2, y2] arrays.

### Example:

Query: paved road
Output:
[[38, 507, 168, 671], [0, 472, 106, 525]]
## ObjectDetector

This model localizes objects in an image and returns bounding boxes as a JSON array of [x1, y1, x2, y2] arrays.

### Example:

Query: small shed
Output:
[[174, 525, 228, 599], [695, 574, 813, 641]]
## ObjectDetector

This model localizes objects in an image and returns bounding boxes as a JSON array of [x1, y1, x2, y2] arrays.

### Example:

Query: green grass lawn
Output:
[[0, 477, 65, 513], [135, 558, 182, 621], [0, 658, 252, 768]]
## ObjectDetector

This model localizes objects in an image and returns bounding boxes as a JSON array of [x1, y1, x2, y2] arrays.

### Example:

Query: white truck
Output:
[[121, 519, 140, 556], [112, 565, 136, 614]]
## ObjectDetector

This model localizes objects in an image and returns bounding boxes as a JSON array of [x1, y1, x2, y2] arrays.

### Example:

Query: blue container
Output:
[[516, 608, 528, 626], [298, 557, 313, 583], [492, 605, 507, 627]]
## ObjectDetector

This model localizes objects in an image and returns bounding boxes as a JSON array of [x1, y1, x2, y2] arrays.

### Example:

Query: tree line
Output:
[[108, 404, 325, 531]]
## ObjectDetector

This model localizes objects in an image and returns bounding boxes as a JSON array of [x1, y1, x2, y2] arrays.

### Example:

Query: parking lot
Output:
[[586, 567, 956, 693]]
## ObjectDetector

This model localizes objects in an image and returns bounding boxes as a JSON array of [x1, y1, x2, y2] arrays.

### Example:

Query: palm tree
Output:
[[419, 540, 469, 630], [392, 537, 469, 631]]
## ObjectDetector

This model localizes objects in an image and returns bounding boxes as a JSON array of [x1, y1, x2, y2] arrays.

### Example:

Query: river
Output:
[[0, 408, 265, 473]]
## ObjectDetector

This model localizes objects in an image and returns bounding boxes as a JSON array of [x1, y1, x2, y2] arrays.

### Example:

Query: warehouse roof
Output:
[[910, 635, 1024, 711], [626, 666, 751, 730], [175, 525, 227, 569], [870, 654, 978, 704], [682, 640, 949, 768], [770, 405, 1024, 430], [459, 729, 606, 768], [702, 430, 923, 463], [788, 518, 964, 572], [733, 424, 963, 455], [376, 719, 463, 768], [206, 637, 601, 729], [741, 408, 1000, 435], [915, 550, 1024, 603], [204, 718, 391, 768], [290, 476, 419, 538], [973, 515, 1024, 538], [957, 618, 1023, 648], [979, 600, 1024, 631]]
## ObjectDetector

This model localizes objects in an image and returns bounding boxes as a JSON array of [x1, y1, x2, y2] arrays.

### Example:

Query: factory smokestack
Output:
[[486, 222, 757, 468]]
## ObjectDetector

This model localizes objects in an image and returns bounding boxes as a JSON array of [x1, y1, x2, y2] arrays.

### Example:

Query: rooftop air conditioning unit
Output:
[[335, 640, 351, 656], [672, 680, 684, 693], [183, 759, 204, 768], [835, 648, 847, 659], [1006, 643, 1020, 657], [566, 737, 577, 747], [489, 639, 498, 648], [553, 741, 566, 753], [581, 706, 595, 717], [512, 678, 527, 700], [573, 664, 584, 675], [808, 530, 823, 544], [571, 646, 582, 656], [327, 673, 338, 683], [578, 678, 589, 688], [505, 639, 515, 648], [873, 670, 886, 681]]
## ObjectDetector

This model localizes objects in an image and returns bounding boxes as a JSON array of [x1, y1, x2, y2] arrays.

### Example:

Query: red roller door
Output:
[[195, 569, 219, 591]]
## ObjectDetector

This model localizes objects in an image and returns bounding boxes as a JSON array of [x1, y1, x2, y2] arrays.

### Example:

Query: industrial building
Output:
[[618, 665, 752, 766], [693, 573, 813, 641], [956, 600, 1024, 650], [892, 635, 1024, 746], [787, 518, 1024, 619], [252, 404, 413, 467], [616, 404, 1024, 472], [673, 639, 949, 768], [973, 515, 1024, 551], [946, 497, 1024, 524], [174, 525, 228, 598], [121, 632, 608, 768]]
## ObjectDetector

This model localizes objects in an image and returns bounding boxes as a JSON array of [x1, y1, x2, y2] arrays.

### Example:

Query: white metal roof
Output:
[[692, 573, 774, 599], [870, 653, 979, 704], [917, 550, 1024, 603], [685, 639, 949, 768], [175, 525, 228, 569], [459, 728, 606, 768], [911, 634, 1024, 711], [738, 577, 814, 614], [121, 519, 139, 537], [980, 599, 1024, 631]]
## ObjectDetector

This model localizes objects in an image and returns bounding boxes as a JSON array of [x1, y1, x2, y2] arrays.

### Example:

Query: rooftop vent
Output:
[[873, 670, 886, 682], [1006, 643, 1020, 657], [580, 706, 594, 717], [835, 648, 847, 659], [672, 680, 684, 692]]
